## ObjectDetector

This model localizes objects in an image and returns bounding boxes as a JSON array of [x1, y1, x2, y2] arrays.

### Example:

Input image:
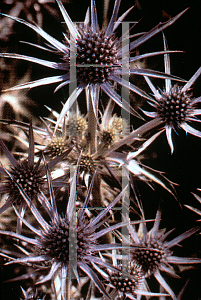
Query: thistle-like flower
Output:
[[0, 0, 187, 129], [95, 250, 169, 299], [127, 209, 201, 299], [107, 266, 169, 299], [41, 109, 87, 158], [0, 123, 45, 217], [141, 35, 201, 153], [99, 100, 129, 148], [0, 123, 73, 224], [0, 107, 82, 160], [108, 263, 144, 296], [0, 169, 147, 300]]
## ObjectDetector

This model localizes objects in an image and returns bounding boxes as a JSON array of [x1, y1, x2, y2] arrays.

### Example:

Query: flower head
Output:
[[76, 24, 120, 85], [108, 262, 144, 297], [37, 208, 97, 264], [99, 103, 129, 148], [0, 0, 187, 129], [97, 250, 169, 299], [47, 136, 69, 158], [0, 123, 45, 216], [0, 123, 73, 222], [142, 35, 201, 153], [0, 169, 146, 300], [128, 209, 201, 299]]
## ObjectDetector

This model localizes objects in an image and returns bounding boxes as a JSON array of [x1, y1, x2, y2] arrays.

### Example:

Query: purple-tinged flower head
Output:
[[7, 159, 44, 203], [142, 34, 201, 154], [76, 25, 120, 85], [156, 85, 192, 126], [0, 122, 73, 221], [38, 213, 96, 264], [0, 0, 188, 129], [107, 266, 168, 299], [132, 233, 168, 275], [109, 262, 144, 295], [128, 209, 201, 299], [0, 123, 44, 216], [0, 169, 148, 300], [97, 251, 169, 299]]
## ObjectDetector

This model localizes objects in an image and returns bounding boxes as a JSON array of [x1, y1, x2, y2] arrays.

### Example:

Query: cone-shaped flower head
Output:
[[142, 35, 201, 153], [109, 262, 143, 295], [0, 123, 73, 220], [0, 0, 187, 129], [128, 209, 201, 299], [0, 168, 148, 300], [0, 123, 44, 215]]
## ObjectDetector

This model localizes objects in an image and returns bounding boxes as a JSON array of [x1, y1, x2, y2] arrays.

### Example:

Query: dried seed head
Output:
[[79, 154, 95, 173], [47, 136, 68, 157], [67, 113, 87, 136], [76, 27, 119, 84], [132, 240, 167, 273], [111, 117, 129, 135], [67, 152, 99, 174], [109, 263, 143, 294], [157, 85, 192, 126], [8, 160, 43, 205], [100, 117, 129, 147], [100, 129, 115, 146]]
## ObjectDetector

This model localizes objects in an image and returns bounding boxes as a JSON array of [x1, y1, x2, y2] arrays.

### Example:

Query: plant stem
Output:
[[86, 87, 98, 155]]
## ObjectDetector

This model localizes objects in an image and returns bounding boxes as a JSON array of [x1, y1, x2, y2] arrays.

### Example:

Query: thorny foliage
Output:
[[0, 0, 201, 300]]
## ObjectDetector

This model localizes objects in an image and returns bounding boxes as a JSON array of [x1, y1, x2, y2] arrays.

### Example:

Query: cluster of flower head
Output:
[[0, 1, 201, 300]]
